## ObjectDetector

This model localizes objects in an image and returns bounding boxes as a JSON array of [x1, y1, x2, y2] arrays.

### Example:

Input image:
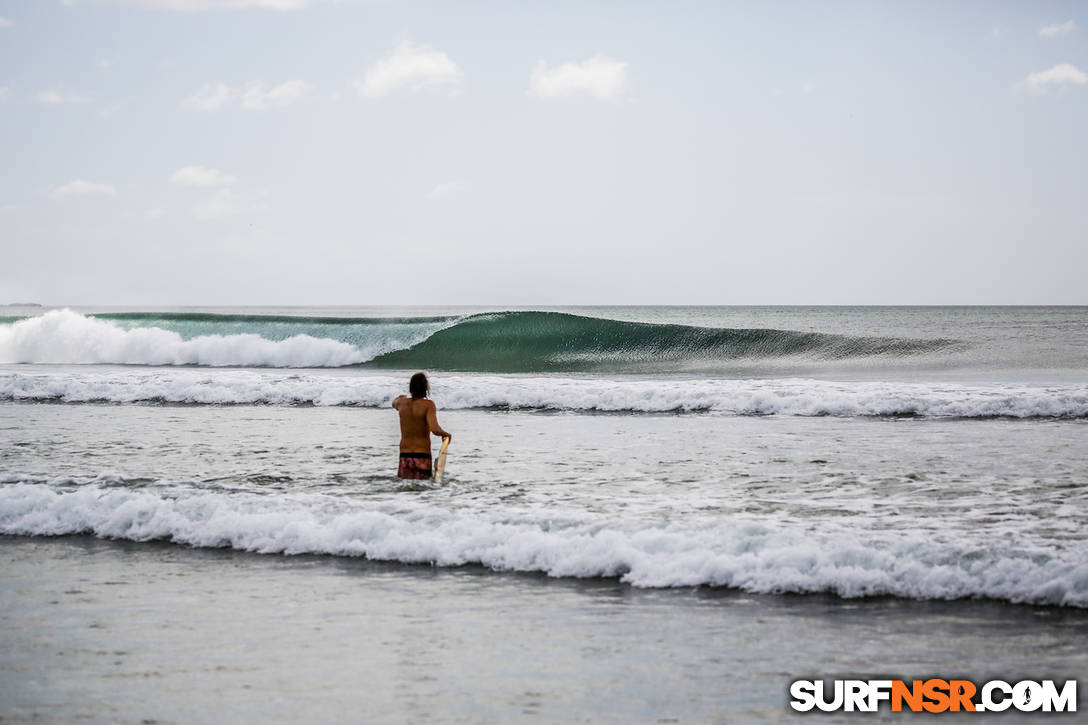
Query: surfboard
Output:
[[433, 437, 450, 483]]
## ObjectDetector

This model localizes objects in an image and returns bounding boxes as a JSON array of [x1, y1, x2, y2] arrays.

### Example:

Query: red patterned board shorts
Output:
[[398, 452, 433, 480]]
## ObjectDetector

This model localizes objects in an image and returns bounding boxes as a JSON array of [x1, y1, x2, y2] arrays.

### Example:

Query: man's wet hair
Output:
[[409, 372, 429, 399]]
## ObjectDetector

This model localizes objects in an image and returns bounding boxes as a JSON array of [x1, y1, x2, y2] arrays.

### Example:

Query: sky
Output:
[[0, 0, 1085, 306]]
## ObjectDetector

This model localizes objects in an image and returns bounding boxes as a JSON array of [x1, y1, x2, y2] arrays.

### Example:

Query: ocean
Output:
[[1, 305, 1086, 722]]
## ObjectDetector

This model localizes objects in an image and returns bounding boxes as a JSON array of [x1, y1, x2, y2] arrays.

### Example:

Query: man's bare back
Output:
[[392, 395, 450, 454]]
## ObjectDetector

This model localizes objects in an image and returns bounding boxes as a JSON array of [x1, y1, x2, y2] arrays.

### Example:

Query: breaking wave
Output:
[[1, 480, 1084, 607], [1, 370, 1085, 418], [0, 309, 955, 372]]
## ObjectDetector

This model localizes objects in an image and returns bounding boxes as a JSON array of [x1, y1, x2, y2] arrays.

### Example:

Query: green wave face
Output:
[[367, 311, 956, 373]]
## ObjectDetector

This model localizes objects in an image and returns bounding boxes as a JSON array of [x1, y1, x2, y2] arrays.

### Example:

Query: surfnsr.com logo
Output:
[[789, 679, 1077, 713]]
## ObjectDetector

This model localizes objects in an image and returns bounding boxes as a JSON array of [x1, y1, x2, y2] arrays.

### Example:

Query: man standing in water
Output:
[[392, 372, 452, 480]]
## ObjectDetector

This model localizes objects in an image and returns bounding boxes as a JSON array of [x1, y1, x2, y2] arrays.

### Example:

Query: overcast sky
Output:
[[0, 0, 1085, 305]]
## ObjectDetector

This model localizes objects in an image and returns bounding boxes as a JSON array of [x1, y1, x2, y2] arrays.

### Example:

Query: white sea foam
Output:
[[0, 309, 368, 367], [1, 481, 1084, 607], [1, 369, 1085, 418]]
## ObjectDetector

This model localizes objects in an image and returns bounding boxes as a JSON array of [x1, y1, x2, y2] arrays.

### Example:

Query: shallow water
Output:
[[3, 403, 1085, 605]]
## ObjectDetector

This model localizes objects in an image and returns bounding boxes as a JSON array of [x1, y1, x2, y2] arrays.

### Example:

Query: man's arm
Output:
[[425, 401, 451, 440]]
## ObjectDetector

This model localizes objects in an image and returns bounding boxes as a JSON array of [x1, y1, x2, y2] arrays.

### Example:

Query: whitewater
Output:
[[1, 369, 1085, 418], [0, 308, 438, 367], [2, 477, 1086, 606]]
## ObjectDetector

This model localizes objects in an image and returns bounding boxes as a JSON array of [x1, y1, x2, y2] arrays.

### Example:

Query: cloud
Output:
[[428, 180, 470, 200], [803, 81, 817, 93], [96, 58, 113, 70], [170, 165, 238, 187], [241, 80, 311, 109], [1021, 62, 1088, 93], [36, 90, 65, 104], [529, 55, 628, 100], [355, 41, 463, 98], [104, 0, 310, 9], [36, 89, 88, 105], [184, 81, 311, 110], [0, 87, 9, 103], [193, 189, 264, 220], [54, 180, 116, 199], [145, 207, 167, 219], [183, 82, 234, 111], [1039, 20, 1077, 38], [0, 16, 12, 28]]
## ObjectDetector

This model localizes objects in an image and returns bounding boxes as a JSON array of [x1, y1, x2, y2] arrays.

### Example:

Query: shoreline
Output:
[[5, 532, 1088, 612], [2, 535, 1085, 723]]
